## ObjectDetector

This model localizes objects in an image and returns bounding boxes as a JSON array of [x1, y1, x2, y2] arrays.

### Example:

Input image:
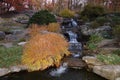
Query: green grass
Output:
[[87, 34, 103, 50], [87, 43, 97, 50], [0, 46, 23, 68], [97, 54, 120, 65]]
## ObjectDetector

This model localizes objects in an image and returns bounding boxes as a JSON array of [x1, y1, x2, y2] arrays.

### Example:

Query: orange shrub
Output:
[[28, 24, 47, 37], [22, 32, 70, 71], [59, 9, 75, 18], [28, 23, 61, 37], [47, 23, 61, 32]]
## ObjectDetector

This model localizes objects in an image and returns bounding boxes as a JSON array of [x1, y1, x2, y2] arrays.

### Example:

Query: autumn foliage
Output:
[[28, 23, 60, 37], [2, 0, 28, 11], [28, 24, 47, 37], [59, 9, 75, 18], [47, 23, 61, 32], [22, 25, 70, 71]]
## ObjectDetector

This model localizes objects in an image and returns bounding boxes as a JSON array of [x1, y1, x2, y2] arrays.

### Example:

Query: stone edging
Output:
[[0, 65, 27, 77], [82, 56, 120, 80]]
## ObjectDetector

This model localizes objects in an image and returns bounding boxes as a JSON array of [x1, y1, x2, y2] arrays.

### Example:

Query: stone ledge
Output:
[[93, 65, 120, 80], [82, 56, 120, 80], [0, 65, 27, 77], [63, 58, 87, 69]]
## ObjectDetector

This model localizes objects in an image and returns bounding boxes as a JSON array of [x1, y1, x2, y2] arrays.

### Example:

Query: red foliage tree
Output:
[[0, 0, 29, 13], [5, 0, 27, 11]]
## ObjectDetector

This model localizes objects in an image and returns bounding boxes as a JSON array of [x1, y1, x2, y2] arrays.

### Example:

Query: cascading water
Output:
[[49, 19, 81, 77], [49, 63, 68, 77], [67, 31, 82, 58], [67, 31, 78, 43]]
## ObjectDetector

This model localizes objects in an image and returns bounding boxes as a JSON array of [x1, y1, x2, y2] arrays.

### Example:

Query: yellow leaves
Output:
[[47, 23, 61, 32], [59, 8, 75, 18], [28, 24, 47, 37], [29, 23, 60, 37], [22, 30, 71, 71]]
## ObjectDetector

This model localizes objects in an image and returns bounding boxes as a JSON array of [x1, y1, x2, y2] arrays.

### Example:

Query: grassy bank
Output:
[[97, 50, 120, 65], [0, 46, 23, 68]]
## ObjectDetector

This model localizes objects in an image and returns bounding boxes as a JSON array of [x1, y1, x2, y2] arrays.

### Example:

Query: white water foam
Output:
[[50, 63, 68, 77], [67, 31, 78, 43]]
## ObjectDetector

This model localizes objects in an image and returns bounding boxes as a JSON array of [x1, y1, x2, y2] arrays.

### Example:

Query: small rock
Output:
[[20, 20, 28, 24], [0, 31, 5, 40], [18, 42, 27, 46]]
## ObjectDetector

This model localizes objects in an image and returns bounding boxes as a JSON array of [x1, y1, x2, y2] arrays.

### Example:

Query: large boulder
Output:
[[5, 29, 29, 42], [93, 65, 120, 80], [13, 14, 29, 24], [0, 31, 6, 40], [83, 56, 120, 80], [80, 24, 112, 36], [5, 34, 18, 42]]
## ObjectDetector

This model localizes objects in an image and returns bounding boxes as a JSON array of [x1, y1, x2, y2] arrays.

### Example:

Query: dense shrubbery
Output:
[[113, 25, 120, 40], [59, 9, 75, 18], [89, 16, 110, 29], [80, 4, 105, 20], [22, 25, 70, 71], [47, 23, 60, 32], [22, 33, 70, 71], [81, 16, 89, 22], [28, 24, 46, 37], [112, 49, 120, 56], [29, 10, 57, 25], [90, 21, 100, 29], [111, 16, 120, 26], [95, 17, 109, 26], [88, 34, 103, 43], [29, 23, 60, 37]]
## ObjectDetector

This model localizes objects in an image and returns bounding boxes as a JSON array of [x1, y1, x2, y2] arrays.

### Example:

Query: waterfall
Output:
[[67, 31, 78, 43], [49, 63, 68, 77], [67, 31, 82, 58], [50, 21, 82, 77]]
